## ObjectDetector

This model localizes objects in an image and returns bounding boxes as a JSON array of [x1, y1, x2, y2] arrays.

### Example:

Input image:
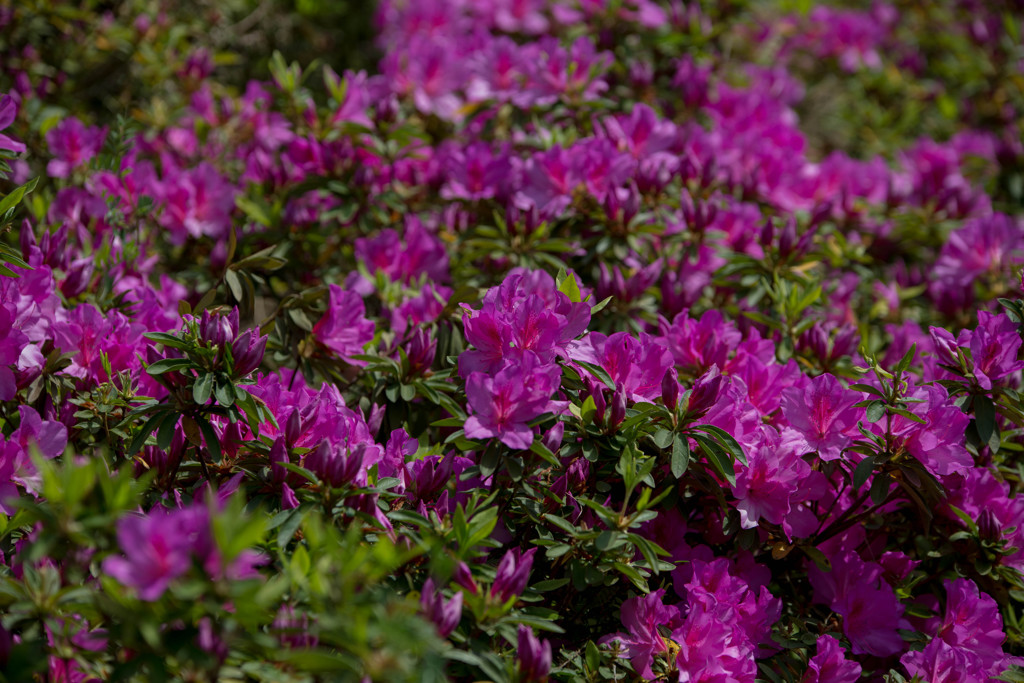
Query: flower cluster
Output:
[[1, 0, 1024, 680]]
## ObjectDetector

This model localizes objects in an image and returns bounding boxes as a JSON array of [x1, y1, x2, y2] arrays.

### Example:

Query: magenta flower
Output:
[[158, 163, 236, 242], [464, 353, 561, 450], [964, 310, 1024, 390], [420, 578, 463, 638], [780, 373, 862, 461], [801, 634, 861, 683], [661, 309, 743, 374], [0, 406, 68, 513], [103, 502, 263, 601], [570, 331, 672, 403], [807, 549, 909, 657], [600, 589, 683, 679], [312, 285, 375, 365], [0, 93, 26, 155], [516, 625, 552, 682], [902, 637, 988, 683], [459, 270, 590, 377], [45, 117, 106, 178], [102, 506, 207, 601], [490, 547, 537, 603], [671, 601, 757, 683]]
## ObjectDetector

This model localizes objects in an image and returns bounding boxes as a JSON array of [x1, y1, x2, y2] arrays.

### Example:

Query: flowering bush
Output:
[[2, 0, 1024, 681]]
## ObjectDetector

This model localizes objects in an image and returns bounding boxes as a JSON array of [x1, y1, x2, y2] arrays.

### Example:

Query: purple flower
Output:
[[490, 547, 536, 603], [781, 374, 862, 461], [312, 285, 375, 365], [464, 354, 561, 450], [807, 549, 909, 657], [102, 506, 206, 601], [304, 440, 367, 488], [601, 589, 682, 679], [420, 578, 463, 638], [902, 637, 988, 683], [44, 117, 106, 178], [103, 501, 263, 601], [661, 309, 742, 374], [569, 331, 672, 403], [801, 634, 861, 683], [158, 163, 236, 242], [0, 406, 68, 513], [516, 625, 552, 682], [963, 310, 1024, 390], [0, 93, 26, 156]]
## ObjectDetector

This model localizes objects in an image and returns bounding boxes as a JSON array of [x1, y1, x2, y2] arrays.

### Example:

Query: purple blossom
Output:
[[312, 285, 376, 365], [420, 578, 463, 638], [601, 589, 683, 679], [569, 331, 672, 403], [464, 353, 561, 450], [780, 373, 862, 461], [807, 549, 909, 657], [45, 117, 106, 178], [0, 406, 68, 513], [490, 547, 536, 603], [0, 93, 26, 156], [801, 634, 861, 683], [516, 625, 552, 682]]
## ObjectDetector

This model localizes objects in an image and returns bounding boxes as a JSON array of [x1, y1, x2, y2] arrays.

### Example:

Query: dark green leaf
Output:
[[671, 434, 690, 479]]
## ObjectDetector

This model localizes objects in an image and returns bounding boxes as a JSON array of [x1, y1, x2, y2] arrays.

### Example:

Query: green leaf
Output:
[[193, 373, 214, 405], [652, 428, 674, 449], [692, 424, 746, 466], [671, 434, 690, 479], [576, 360, 616, 391], [156, 413, 179, 451], [975, 395, 996, 445], [145, 358, 193, 375], [196, 417, 223, 463], [529, 438, 560, 467], [694, 434, 734, 486], [128, 411, 167, 454], [0, 177, 38, 220], [865, 400, 885, 423], [214, 375, 236, 407], [895, 344, 917, 374], [556, 270, 582, 303], [852, 455, 876, 490]]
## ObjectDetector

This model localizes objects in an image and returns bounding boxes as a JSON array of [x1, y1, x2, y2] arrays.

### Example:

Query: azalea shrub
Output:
[[2, 0, 1024, 681]]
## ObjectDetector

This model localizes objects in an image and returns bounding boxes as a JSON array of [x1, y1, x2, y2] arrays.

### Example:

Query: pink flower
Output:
[[807, 549, 909, 657], [312, 285, 375, 365], [601, 589, 683, 679], [420, 578, 463, 638], [0, 406, 67, 513], [801, 635, 861, 683], [781, 374, 862, 461], [464, 353, 561, 450], [516, 625, 552, 682], [0, 93, 26, 155], [45, 117, 106, 178], [569, 331, 672, 403]]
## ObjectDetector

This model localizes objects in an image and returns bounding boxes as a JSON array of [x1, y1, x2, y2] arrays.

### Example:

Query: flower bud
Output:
[[687, 366, 722, 418], [491, 548, 536, 604], [284, 409, 302, 450], [661, 370, 680, 412], [608, 387, 627, 429], [305, 440, 365, 488], [978, 509, 1001, 545], [453, 561, 480, 595], [230, 328, 267, 377], [421, 578, 463, 638], [517, 625, 552, 682], [403, 327, 437, 377]]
